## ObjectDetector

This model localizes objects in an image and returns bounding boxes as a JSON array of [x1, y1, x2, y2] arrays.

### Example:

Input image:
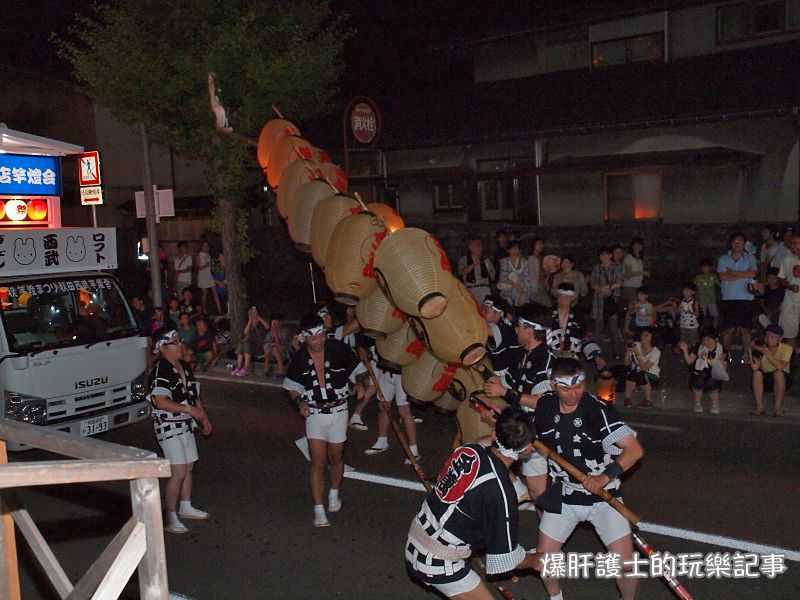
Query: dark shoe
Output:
[[623, 398, 632, 407], [639, 400, 652, 408], [749, 411, 764, 416]]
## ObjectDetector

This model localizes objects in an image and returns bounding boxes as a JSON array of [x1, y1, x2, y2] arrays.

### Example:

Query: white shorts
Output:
[[159, 431, 198, 465], [306, 406, 349, 444], [430, 568, 481, 597], [520, 451, 548, 477], [374, 365, 408, 406], [540, 501, 631, 547], [779, 302, 800, 339]]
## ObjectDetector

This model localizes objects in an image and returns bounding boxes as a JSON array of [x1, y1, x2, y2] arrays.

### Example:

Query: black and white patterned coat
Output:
[[283, 339, 365, 406], [147, 359, 199, 442]]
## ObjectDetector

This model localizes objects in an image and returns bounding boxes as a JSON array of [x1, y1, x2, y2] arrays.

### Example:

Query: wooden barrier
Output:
[[0, 419, 171, 600]]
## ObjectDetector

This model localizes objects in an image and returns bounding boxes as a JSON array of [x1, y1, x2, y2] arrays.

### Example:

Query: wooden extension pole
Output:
[[362, 360, 429, 487], [532, 439, 694, 600], [361, 360, 516, 600]]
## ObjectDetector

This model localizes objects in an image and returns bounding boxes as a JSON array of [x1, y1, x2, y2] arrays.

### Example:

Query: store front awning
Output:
[[0, 123, 83, 156]]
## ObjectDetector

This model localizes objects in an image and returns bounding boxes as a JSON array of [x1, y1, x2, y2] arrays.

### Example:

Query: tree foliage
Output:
[[57, 0, 350, 343], [58, 0, 349, 160]]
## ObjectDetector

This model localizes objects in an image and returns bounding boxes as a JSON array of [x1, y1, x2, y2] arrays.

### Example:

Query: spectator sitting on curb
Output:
[[263, 313, 291, 378], [678, 327, 729, 415], [748, 324, 791, 417], [232, 305, 269, 376], [190, 317, 218, 372]]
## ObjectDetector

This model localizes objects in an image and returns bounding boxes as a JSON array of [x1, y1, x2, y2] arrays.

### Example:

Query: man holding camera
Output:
[[749, 324, 791, 417]]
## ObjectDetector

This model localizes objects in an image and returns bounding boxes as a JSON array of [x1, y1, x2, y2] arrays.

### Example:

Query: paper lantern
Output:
[[433, 392, 461, 414], [451, 367, 508, 444], [5, 199, 27, 221], [356, 286, 406, 339], [366, 202, 404, 232], [401, 349, 458, 403], [277, 160, 316, 219], [310, 195, 362, 268], [311, 147, 332, 164], [267, 135, 314, 189], [414, 281, 488, 366], [596, 369, 616, 403], [316, 162, 348, 193], [375, 320, 424, 372], [373, 228, 454, 319], [324, 212, 388, 305], [0, 201, 5, 220], [27, 200, 48, 221], [257, 119, 300, 170], [289, 180, 337, 251]]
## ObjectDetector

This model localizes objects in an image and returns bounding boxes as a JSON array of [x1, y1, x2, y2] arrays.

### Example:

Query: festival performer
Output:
[[545, 283, 607, 370], [481, 294, 521, 376], [483, 304, 554, 502], [362, 344, 421, 462], [283, 312, 367, 527], [147, 327, 213, 535], [405, 407, 541, 599], [533, 358, 644, 600]]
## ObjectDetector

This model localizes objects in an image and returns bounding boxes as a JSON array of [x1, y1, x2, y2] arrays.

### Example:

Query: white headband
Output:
[[153, 330, 178, 354], [482, 299, 503, 313], [495, 439, 531, 461], [557, 289, 577, 297], [552, 373, 585, 387], [302, 324, 326, 337], [317, 308, 330, 318], [517, 317, 547, 331]]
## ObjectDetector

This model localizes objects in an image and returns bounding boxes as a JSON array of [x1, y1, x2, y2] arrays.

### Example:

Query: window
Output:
[[604, 172, 662, 223], [717, 0, 800, 43], [0, 276, 139, 354], [433, 181, 466, 211], [592, 32, 663, 68], [479, 180, 514, 211]]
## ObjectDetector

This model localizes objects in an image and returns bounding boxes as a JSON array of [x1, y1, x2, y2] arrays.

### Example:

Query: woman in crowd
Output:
[[678, 327, 728, 414], [623, 327, 661, 408], [622, 238, 649, 328], [497, 241, 530, 307], [590, 247, 625, 358], [231, 305, 269, 376], [526, 236, 551, 306], [196, 241, 215, 314], [550, 255, 587, 306]]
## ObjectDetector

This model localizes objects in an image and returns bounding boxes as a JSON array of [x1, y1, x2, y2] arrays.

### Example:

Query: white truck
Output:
[[0, 227, 149, 450]]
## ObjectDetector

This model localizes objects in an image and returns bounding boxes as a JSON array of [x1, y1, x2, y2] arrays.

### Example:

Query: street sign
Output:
[[350, 101, 379, 144], [80, 185, 104, 206], [134, 187, 174, 223], [78, 151, 101, 186]]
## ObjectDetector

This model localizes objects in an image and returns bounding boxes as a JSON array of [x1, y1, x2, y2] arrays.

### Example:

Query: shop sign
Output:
[[0, 154, 61, 196]]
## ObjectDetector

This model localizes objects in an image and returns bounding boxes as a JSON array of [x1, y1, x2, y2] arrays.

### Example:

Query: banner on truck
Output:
[[0, 228, 117, 277]]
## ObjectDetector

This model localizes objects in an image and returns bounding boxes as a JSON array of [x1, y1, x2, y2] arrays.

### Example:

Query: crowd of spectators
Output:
[[461, 224, 799, 416]]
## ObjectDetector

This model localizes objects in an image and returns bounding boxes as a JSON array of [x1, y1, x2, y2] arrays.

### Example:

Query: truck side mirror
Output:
[[10, 355, 29, 370]]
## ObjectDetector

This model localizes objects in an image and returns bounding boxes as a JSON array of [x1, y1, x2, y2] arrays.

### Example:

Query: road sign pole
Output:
[[91, 205, 97, 228], [141, 124, 163, 308]]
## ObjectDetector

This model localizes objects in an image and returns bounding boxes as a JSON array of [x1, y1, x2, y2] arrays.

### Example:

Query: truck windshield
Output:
[[0, 275, 140, 353]]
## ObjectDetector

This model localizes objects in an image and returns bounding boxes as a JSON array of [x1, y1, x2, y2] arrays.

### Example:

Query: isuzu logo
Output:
[[75, 376, 109, 390]]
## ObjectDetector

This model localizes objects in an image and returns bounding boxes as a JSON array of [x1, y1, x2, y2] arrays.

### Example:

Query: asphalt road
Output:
[[10, 380, 800, 599]]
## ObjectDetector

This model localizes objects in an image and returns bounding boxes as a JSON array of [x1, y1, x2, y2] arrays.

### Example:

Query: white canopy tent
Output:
[[0, 123, 83, 156]]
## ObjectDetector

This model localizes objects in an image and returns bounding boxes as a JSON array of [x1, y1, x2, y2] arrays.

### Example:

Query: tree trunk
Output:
[[216, 181, 247, 349]]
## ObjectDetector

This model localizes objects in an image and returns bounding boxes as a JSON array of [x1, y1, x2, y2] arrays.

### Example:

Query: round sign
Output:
[[350, 102, 378, 144], [5, 199, 27, 221]]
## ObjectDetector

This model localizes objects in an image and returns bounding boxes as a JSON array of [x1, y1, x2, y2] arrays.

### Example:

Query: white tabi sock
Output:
[[549, 592, 564, 600], [328, 489, 339, 503], [373, 436, 388, 449], [314, 504, 326, 515], [166, 511, 181, 526], [409, 444, 419, 457], [179, 500, 193, 512]]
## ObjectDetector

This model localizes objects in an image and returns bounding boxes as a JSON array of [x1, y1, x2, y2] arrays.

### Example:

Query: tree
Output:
[[58, 0, 349, 345]]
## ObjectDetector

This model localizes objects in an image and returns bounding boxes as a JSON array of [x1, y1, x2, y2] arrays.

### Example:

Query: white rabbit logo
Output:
[[13, 238, 36, 265], [66, 236, 86, 262]]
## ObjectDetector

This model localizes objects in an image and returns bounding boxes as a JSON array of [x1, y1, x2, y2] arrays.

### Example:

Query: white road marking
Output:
[[342, 466, 800, 562], [625, 421, 682, 433]]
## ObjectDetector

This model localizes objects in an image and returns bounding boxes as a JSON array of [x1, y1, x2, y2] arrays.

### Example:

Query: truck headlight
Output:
[[131, 370, 148, 402], [4, 390, 47, 425]]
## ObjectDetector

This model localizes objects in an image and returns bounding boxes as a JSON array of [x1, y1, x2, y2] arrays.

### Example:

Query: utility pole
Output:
[[141, 124, 163, 307]]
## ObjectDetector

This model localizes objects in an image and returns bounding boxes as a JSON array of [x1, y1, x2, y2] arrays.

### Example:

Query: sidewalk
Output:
[[196, 350, 799, 424]]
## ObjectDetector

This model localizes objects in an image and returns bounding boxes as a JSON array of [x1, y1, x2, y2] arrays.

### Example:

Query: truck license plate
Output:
[[80, 416, 109, 437]]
